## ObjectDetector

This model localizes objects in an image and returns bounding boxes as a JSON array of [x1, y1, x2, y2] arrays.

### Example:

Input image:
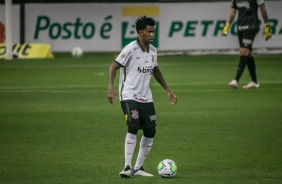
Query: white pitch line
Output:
[[0, 61, 281, 69], [0, 64, 111, 69], [151, 81, 282, 86], [0, 90, 102, 93], [1, 87, 282, 93], [1, 88, 282, 93], [0, 81, 281, 90], [0, 85, 99, 90]]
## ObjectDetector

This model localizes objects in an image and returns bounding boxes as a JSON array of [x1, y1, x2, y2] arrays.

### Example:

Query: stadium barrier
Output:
[[0, 43, 54, 59], [0, 2, 281, 54]]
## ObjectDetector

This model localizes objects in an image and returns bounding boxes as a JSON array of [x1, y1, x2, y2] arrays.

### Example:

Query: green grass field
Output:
[[0, 53, 282, 184]]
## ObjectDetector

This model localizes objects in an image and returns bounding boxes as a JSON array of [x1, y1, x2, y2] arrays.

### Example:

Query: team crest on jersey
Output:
[[131, 110, 139, 119], [151, 54, 155, 63]]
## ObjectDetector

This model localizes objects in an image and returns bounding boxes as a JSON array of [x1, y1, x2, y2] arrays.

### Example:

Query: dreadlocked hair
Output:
[[135, 16, 156, 34]]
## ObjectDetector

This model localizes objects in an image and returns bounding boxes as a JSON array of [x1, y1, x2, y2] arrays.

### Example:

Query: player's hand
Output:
[[263, 23, 272, 41], [222, 23, 230, 36], [108, 87, 118, 104], [168, 92, 177, 105]]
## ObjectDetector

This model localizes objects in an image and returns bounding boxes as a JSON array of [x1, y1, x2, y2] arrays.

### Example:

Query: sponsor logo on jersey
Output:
[[238, 25, 249, 31], [150, 115, 156, 121], [134, 95, 149, 102], [236, 1, 250, 9], [131, 110, 139, 119], [243, 38, 252, 45], [137, 67, 154, 75]]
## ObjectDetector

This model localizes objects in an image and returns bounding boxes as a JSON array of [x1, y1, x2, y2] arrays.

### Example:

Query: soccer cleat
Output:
[[132, 166, 154, 177], [229, 79, 238, 89], [243, 81, 259, 89], [119, 165, 132, 178]]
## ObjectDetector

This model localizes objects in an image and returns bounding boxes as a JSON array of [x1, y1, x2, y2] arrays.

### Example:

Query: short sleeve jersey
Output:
[[115, 39, 158, 103], [232, 0, 264, 32]]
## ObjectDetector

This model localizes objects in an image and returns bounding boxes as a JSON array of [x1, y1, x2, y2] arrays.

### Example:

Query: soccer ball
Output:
[[71, 47, 83, 58], [12, 52, 19, 59], [157, 159, 177, 178]]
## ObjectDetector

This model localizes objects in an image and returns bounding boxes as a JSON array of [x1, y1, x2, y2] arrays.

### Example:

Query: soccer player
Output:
[[222, 0, 272, 89], [107, 16, 177, 177]]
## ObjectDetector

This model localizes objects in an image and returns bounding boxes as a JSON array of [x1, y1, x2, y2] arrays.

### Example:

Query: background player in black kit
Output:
[[222, 0, 272, 89]]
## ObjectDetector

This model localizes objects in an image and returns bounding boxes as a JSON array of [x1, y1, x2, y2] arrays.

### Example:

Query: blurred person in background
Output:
[[222, 0, 272, 89]]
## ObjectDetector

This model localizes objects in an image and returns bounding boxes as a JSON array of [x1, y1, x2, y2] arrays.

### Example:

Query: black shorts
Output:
[[120, 100, 156, 130], [237, 30, 258, 50]]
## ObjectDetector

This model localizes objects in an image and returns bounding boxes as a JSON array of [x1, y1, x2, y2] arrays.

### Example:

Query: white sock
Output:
[[134, 135, 153, 170], [124, 133, 137, 169]]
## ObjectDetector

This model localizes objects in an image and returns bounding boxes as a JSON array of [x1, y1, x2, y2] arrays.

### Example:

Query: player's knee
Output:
[[143, 127, 156, 138], [240, 48, 250, 56]]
